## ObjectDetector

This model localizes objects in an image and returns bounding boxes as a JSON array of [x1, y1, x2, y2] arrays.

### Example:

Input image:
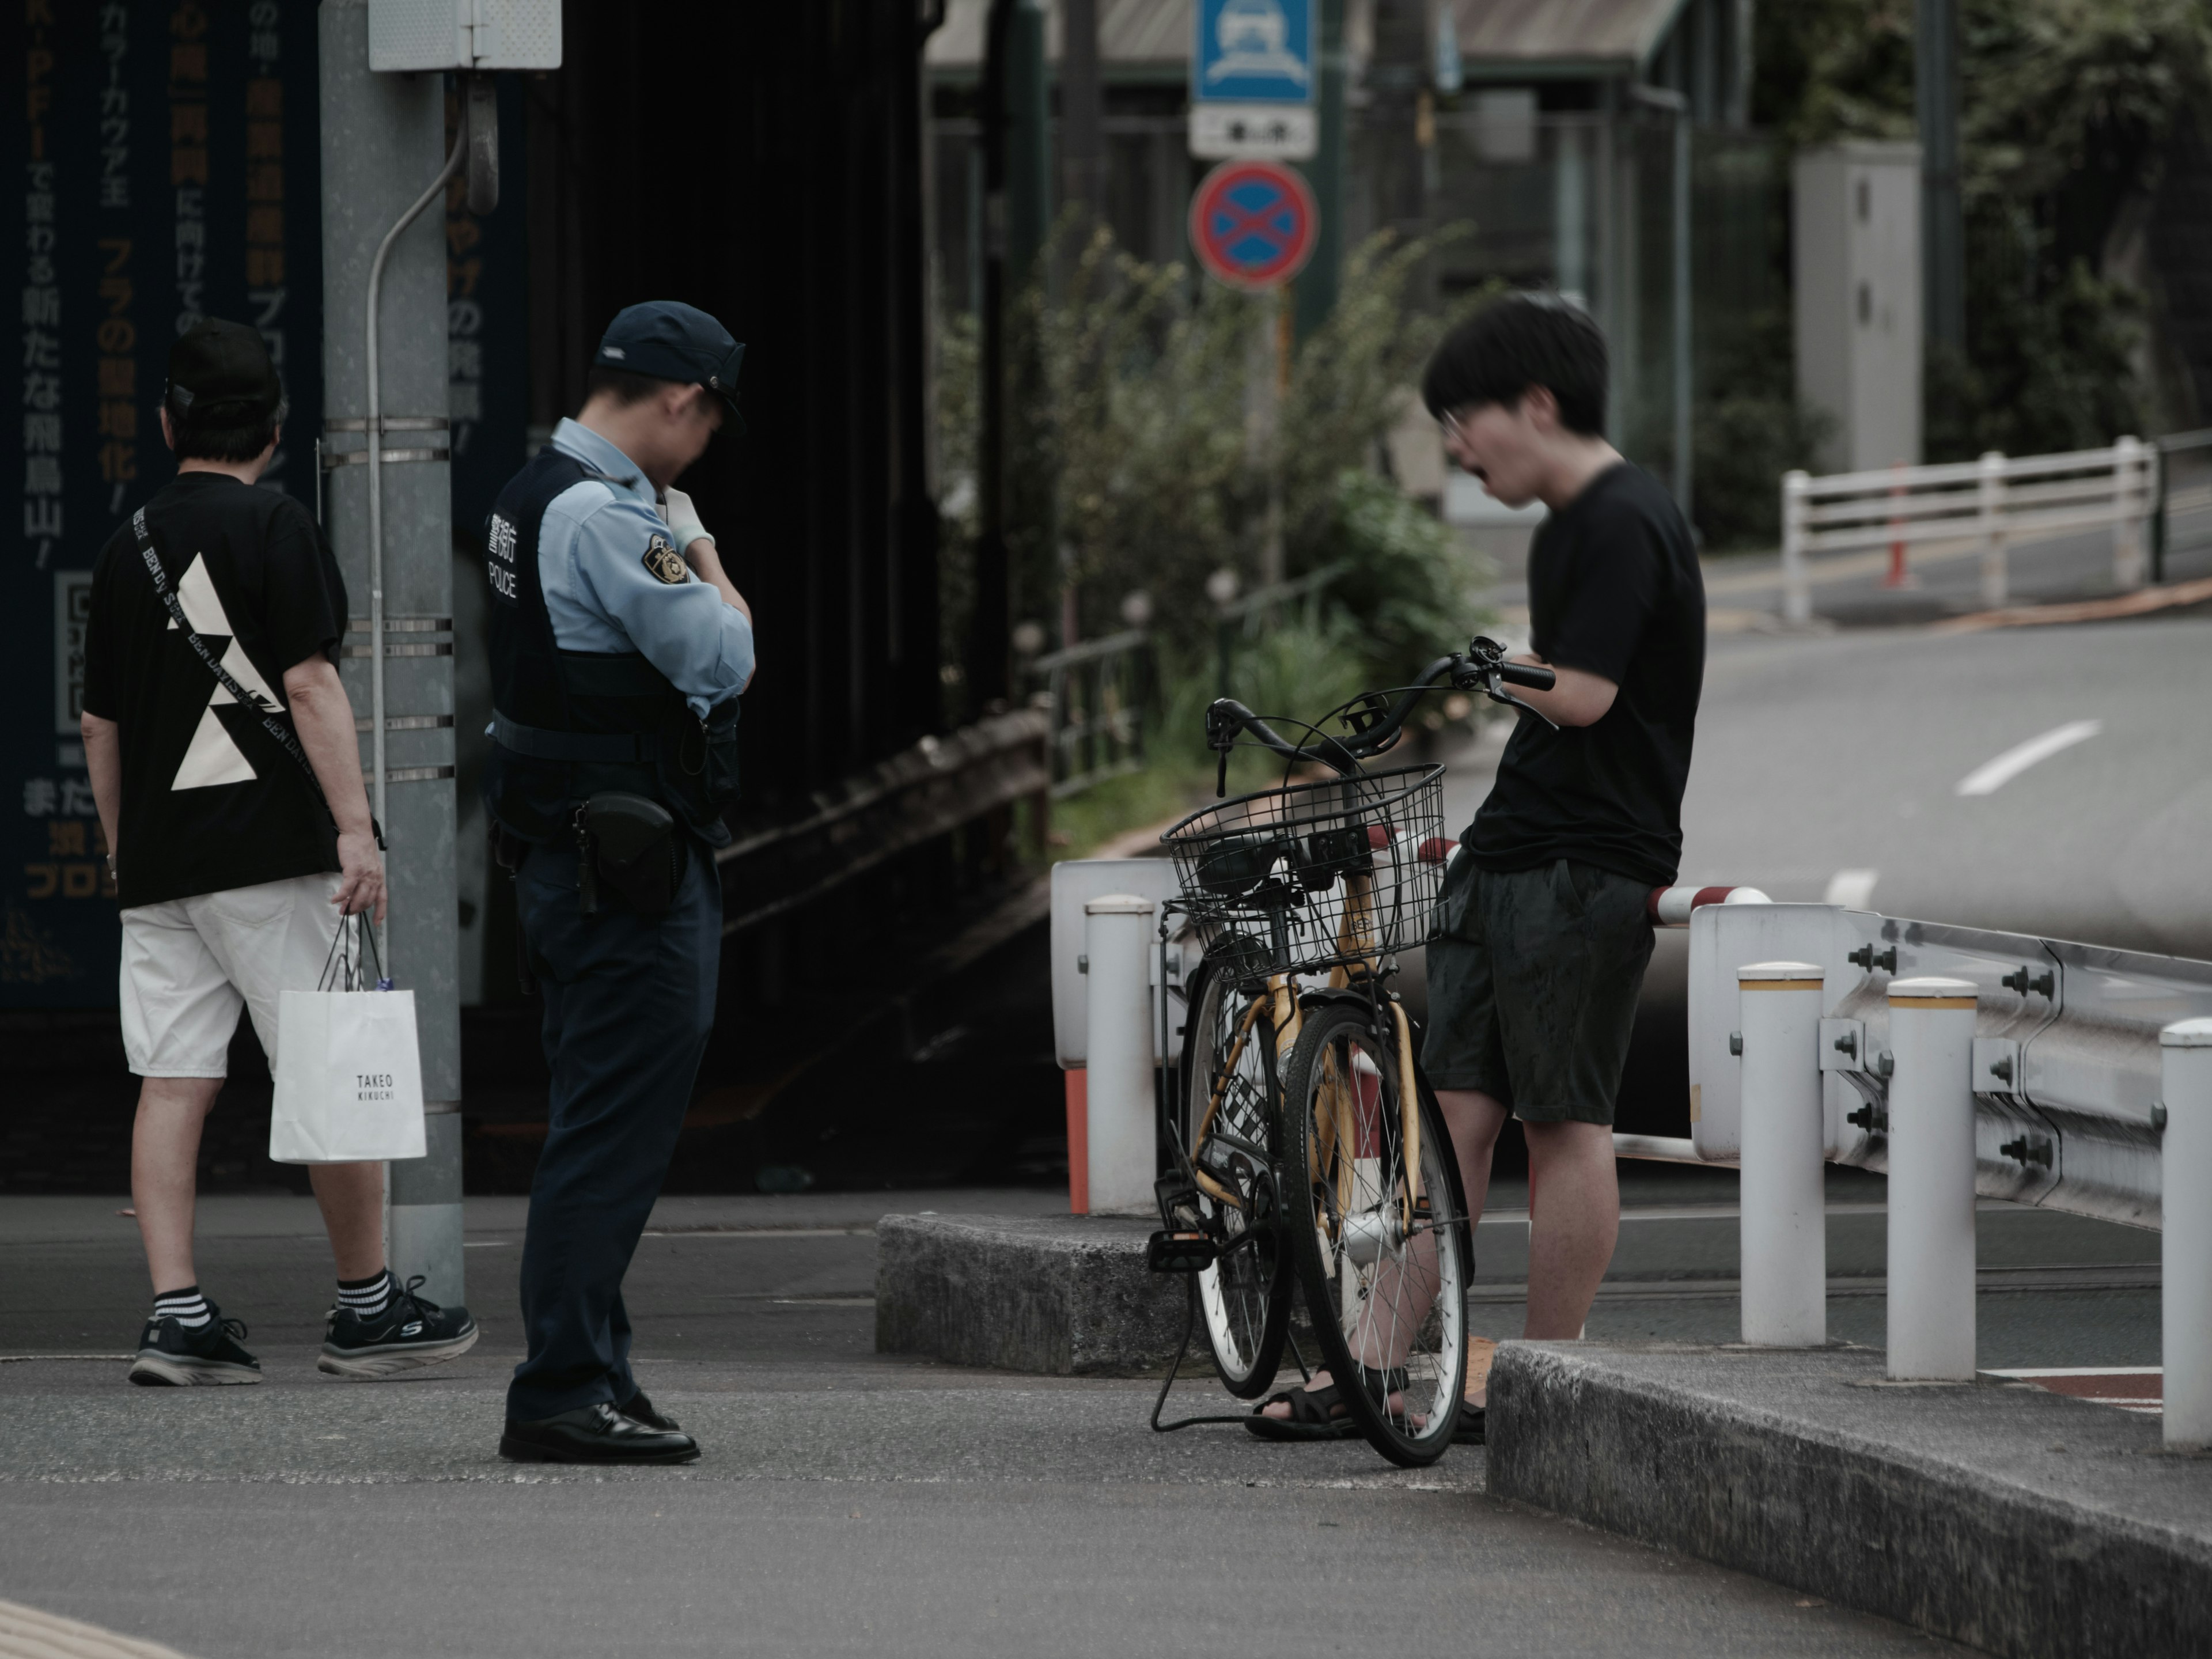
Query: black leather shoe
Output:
[[618, 1388, 681, 1433], [499, 1402, 699, 1465]]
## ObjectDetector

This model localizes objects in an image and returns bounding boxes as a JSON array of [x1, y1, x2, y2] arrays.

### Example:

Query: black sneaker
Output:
[[128, 1305, 262, 1387], [318, 1275, 479, 1378]]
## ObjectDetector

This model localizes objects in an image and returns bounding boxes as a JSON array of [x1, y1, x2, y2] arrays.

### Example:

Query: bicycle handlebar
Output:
[[1205, 636, 1559, 782]]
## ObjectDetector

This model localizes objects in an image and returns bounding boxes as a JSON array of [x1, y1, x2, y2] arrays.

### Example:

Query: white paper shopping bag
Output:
[[269, 919, 426, 1164]]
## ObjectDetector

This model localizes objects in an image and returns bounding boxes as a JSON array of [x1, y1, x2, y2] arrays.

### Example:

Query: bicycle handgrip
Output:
[[1497, 661, 1555, 691]]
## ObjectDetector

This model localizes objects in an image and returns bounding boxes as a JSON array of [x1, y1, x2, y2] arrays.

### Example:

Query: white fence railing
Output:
[[1780, 438, 2156, 623], [1668, 897, 2212, 1446]]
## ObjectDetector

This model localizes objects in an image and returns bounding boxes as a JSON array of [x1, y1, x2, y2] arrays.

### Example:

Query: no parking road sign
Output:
[[1188, 160, 1319, 291]]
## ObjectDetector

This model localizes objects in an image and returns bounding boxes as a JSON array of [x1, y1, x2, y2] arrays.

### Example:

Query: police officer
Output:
[[487, 302, 751, 1465]]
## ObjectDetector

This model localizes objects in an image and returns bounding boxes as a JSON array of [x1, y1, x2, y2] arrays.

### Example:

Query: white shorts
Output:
[[119, 873, 346, 1078]]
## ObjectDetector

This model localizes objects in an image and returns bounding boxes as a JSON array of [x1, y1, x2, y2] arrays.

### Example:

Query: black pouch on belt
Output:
[[572, 792, 686, 916]]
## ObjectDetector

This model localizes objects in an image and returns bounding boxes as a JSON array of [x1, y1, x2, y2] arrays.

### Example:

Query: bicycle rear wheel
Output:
[[1279, 998, 1470, 1465], [1177, 956, 1293, 1399]]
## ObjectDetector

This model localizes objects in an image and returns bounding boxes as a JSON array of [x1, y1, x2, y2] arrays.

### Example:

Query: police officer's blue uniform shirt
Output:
[[536, 417, 753, 718]]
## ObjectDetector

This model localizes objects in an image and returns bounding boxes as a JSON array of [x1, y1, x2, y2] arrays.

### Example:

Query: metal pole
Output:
[[1060, 0, 1103, 234], [1915, 0, 1964, 350], [1084, 895, 1157, 1215], [2163, 1018, 2212, 1448], [1885, 976, 1978, 1381], [1293, 0, 1347, 341], [364, 135, 463, 969], [1781, 469, 1810, 626], [318, 0, 464, 1308], [1738, 961, 1827, 1347], [1977, 450, 2007, 609]]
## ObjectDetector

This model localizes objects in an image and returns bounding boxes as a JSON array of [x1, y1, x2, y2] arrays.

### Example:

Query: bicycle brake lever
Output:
[[1486, 676, 1560, 731], [1216, 748, 1229, 798]]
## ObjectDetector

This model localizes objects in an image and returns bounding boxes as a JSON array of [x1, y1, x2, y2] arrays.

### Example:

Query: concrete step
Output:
[[875, 1213, 1185, 1376], [1488, 1340, 2212, 1658]]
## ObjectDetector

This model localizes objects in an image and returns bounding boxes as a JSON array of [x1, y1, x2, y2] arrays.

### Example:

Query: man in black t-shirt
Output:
[[82, 319, 474, 1387], [1423, 297, 1703, 1427]]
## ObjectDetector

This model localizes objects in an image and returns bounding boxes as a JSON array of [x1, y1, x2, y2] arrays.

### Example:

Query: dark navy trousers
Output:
[[506, 835, 719, 1422]]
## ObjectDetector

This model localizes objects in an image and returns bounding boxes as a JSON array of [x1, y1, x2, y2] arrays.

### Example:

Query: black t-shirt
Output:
[[82, 472, 349, 908], [1466, 463, 1705, 888]]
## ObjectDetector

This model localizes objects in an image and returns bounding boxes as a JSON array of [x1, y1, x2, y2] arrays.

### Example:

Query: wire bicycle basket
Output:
[[1160, 764, 1448, 980]]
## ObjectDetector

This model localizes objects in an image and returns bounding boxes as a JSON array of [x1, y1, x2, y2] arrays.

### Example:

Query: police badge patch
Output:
[[642, 533, 689, 585]]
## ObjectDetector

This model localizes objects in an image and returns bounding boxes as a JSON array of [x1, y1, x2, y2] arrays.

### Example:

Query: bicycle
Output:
[[1146, 637, 1556, 1467]]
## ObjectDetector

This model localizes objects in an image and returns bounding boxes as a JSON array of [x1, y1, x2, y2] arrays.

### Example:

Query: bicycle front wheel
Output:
[[1279, 998, 1470, 1466], [1178, 956, 1293, 1399]]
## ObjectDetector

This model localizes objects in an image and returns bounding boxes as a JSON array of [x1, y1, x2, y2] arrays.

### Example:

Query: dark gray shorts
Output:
[[1420, 855, 1654, 1127]]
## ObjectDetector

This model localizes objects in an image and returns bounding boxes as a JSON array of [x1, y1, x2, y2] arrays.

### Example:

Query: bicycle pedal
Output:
[[1147, 1230, 1218, 1274]]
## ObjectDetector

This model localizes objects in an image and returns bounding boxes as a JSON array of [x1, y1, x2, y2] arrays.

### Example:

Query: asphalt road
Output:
[[3, 1180, 2161, 1657]]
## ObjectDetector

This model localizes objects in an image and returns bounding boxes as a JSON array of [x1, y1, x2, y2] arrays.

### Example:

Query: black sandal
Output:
[[1453, 1404, 1486, 1445], [1244, 1379, 1363, 1441]]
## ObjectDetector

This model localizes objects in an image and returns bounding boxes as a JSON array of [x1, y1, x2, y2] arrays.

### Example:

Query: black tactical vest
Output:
[[482, 446, 738, 847]]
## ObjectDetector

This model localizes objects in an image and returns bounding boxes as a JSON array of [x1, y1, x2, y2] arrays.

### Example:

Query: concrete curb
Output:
[[1487, 1342, 2212, 1658], [874, 1214, 1184, 1376]]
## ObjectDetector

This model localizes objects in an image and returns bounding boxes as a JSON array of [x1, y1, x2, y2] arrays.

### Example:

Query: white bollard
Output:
[[1977, 450, 2009, 609], [1886, 976, 1980, 1380], [1738, 961, 1828, 1346], [1781, 469, 1812, 626], [1083, 894, 1157, 1216], [2162, 1018, 2212, 1447], [2113, 435, 2145, 590]]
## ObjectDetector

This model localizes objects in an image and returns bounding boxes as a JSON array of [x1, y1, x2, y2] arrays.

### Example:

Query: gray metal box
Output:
[[1793, 142, 1922, 475]]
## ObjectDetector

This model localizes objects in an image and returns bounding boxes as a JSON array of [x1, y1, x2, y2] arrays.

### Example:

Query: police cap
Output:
[[594, 301, 746, 433]]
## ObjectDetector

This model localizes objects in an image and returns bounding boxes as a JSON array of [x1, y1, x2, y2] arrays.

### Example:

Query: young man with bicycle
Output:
[[1418, 295, 1705, 1430]]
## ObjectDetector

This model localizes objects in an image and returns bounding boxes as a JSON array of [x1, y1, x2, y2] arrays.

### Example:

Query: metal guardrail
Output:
[[1678, 900, 2212, 1228], [1212, 562, 1348, 696], [1030, 630, 1153, 800], [1780, 440, 2156, 623], [1674, 896, 2212, 1446]]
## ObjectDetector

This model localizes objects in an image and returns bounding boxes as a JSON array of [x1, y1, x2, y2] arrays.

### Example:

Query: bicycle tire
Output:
[[1176, 957, 1293, 1399], [1278, 997, 1471, 1466]]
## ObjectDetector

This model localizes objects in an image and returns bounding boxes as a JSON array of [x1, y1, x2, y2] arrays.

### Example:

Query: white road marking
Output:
[[1955, 719, 2103, 796], [1823, 868, 1880, 908]]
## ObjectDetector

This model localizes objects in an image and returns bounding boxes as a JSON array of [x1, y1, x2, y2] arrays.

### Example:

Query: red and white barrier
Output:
[[1647, 884, 1771, 926]]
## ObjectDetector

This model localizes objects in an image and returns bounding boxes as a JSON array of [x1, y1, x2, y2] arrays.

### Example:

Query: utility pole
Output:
[[1915, 0, 1964, 350], [1293, 0, 1347, 340], [317, 0, 464, 1306]]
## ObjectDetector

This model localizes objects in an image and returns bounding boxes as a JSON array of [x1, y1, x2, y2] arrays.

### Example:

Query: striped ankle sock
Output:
[[336, 1268, 395, 1320], [153, 1285, 210, 1330]]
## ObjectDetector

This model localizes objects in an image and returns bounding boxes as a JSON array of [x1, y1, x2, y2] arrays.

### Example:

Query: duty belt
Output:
[[488, 712, 661, 764]]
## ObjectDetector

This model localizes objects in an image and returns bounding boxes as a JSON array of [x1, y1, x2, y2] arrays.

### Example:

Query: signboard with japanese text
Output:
[[1189, 0, 1316, 161], [6, 1, 323, 1005]]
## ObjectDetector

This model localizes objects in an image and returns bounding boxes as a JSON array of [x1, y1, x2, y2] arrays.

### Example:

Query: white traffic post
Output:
[[1977, 450, 2008, 609], [1781, 469, 1812, 626], [1738, 961, 1828, 1346], [1886, 977, 1980, 1380], [2113, 435, 2145, 590], [1082, 894, 1157, 1216], [2161, 1018, 2212, 1448]]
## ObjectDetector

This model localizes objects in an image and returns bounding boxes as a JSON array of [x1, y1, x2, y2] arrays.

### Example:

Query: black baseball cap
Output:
[[165, 317, 285, 421], [594, 301, 745, 433]]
